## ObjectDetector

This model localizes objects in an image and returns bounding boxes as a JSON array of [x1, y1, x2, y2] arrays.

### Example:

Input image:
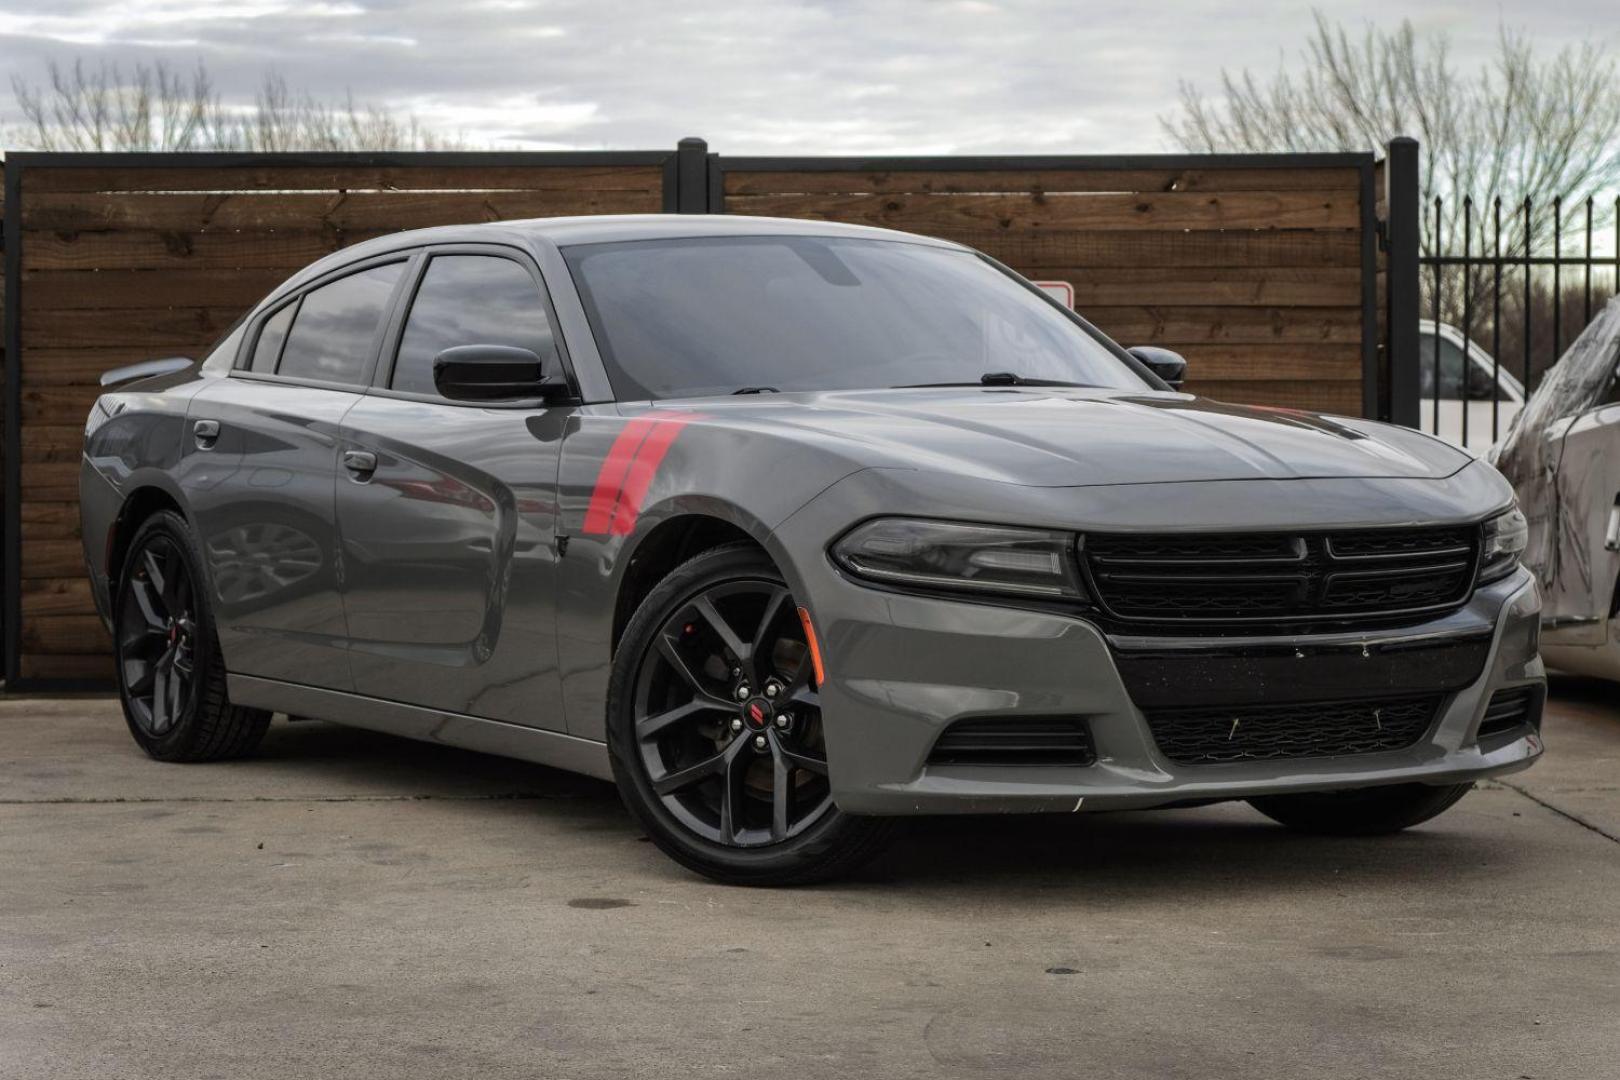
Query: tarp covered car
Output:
[[1493, 297, 1620, 680]]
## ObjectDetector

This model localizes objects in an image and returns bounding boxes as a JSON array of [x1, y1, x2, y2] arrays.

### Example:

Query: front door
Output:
[[335, 250, 569, 728]]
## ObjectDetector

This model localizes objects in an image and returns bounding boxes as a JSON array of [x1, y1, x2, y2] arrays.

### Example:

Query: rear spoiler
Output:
[[100, 356, 194, 387]]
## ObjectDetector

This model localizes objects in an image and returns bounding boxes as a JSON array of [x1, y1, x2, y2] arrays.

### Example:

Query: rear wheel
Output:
[[114, 510, 270, 762], [606, 544, 892, 885], [1248, 782, 1474, 835]]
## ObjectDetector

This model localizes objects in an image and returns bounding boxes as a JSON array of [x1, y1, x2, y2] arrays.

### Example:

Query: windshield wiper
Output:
[[895, 372, 1099, 389]]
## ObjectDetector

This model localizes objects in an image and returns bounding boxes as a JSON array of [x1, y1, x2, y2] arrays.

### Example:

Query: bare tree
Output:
[[9, 58, 468, 152], [1163, 13, 1620, 258]]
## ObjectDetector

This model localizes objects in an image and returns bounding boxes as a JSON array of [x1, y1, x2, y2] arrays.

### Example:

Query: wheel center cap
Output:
[[741, 697, 774, 730]]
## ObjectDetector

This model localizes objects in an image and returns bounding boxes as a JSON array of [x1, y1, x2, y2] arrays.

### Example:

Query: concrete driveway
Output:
[[2, 683, 1617, 1079]]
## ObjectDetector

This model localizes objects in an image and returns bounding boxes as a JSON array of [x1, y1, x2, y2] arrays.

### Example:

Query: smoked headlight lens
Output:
[[832, 518, 1084, 599], [1479, 505, 1528, 584]]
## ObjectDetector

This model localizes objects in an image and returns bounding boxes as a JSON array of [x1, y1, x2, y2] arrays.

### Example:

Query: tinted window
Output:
[[250, 303, 296, 373], [391, 255, 557, 396], [563, 236, 1146, 400], [276, 263, 405, 384]]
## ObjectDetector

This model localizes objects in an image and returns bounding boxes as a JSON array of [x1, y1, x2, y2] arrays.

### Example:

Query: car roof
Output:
[[275, 214, 969, 299]]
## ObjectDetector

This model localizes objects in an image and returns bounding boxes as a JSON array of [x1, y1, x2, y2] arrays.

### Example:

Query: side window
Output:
[[250, 303, 296, 373], [277, 263, 405, 385], [391, 255, 557, 397]]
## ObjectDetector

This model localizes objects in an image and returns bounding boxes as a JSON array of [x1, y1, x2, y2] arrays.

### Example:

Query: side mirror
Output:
[[432, 345, 566, 403], [1128, 346, 1188, 391]]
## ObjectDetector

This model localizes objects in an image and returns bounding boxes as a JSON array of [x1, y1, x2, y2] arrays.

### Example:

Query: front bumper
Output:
[[792, 551, 1544, 816]]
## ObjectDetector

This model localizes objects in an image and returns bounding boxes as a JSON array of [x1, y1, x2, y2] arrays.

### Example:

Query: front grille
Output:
[[928, 717, 1096, 767], [1144, 694, 1441, 765], [1083, 526, 1478, 629], [1478, 686, 1544, 738]]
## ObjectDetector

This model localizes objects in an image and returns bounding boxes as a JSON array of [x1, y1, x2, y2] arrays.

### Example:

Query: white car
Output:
[[1492, 298, 1620, 681], [1418, 320, 1526, 453]]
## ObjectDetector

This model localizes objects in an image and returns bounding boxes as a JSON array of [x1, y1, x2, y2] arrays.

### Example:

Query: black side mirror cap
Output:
[[432, 344, 569, 403], [1128, 346, 1188, 391]]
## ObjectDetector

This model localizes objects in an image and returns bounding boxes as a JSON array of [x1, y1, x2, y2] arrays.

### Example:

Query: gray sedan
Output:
[[80, 215, 1545, 883]]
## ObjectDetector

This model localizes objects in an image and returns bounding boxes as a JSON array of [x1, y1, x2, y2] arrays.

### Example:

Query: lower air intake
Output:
[[928, 717, 1096, 767], [1145, 694, 1440, 765], [1478, 686, 1544, 738]]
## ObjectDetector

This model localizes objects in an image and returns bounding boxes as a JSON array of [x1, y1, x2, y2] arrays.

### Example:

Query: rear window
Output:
[[276, 262, 405, 385]]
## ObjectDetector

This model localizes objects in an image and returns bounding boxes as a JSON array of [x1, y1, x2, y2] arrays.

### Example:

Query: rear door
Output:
[[180, 256, 411, 691], [334, 246, 572, 728]]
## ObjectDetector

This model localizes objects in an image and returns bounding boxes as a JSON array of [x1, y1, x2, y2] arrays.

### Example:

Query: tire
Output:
[[606, 543, 894, 885], [113, 509, 271, 762], [1248, 782, 1474, 835]]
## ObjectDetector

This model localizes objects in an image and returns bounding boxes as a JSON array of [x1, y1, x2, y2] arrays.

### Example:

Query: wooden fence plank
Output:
[[725, 167, 1362, 196], [21, 536, 90, 578], [20, 614, 111, 654], [22, 188, 658, 233], [723, 190, 1359, 231], [961, 229, 1362, 268], [1190, 378, 1362, 413], [1050, 267, 1360, 307], [23, 268, 288, 311], [20, 654, 114, 681], [24, 306, 242, 349], [1157, 343, 1361, 381], [1083, 306, 1363, 344], [21, 578, 95, 615], [22, 230, 393, 272], [28, 164, 666, 194]]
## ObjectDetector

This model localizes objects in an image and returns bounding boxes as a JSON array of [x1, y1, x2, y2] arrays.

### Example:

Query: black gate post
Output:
[[1385, 136, 1421, 428], [674, 137, 710, 213], [2, 156, 20, 687]]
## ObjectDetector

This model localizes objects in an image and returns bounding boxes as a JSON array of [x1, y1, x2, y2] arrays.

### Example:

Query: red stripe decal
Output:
[[608, 417, 692, 535], [582, 418, 657, 535]]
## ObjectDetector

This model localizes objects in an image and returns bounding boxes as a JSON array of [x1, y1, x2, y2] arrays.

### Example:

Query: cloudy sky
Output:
[[0, 0, 1613, 153]]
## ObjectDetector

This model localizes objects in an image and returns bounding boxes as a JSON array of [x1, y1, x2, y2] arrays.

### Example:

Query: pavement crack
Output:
[[1494, 778, 1620, 846]]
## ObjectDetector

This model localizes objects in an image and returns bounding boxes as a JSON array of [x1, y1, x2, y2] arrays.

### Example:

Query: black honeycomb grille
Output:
[[1083, 526, 1479, 629], [1144, 694, 1441, 765]]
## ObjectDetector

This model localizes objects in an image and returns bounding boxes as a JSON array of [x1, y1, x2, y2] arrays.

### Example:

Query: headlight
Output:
[[831, 518, 1084, 599], [1479, 505, 1528, 584]]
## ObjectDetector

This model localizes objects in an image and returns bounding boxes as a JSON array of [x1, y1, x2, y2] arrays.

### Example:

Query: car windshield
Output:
[[562, 235, 1149, 400]]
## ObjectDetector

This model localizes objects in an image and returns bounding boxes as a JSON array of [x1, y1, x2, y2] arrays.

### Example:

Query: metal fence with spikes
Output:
[[1416, 192, 1620, 450]]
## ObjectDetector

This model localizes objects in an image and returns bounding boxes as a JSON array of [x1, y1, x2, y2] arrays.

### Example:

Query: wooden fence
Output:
[[1, 141, 1396, 688]]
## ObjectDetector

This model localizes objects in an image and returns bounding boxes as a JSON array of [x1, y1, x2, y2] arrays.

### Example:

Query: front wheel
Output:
[[1248, 782, 1474, 835], [606, 544, 893, 885]]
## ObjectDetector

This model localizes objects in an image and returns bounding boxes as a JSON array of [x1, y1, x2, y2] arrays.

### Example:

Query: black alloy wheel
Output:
[[607, 544, 893, 885], [119, 533, 201, 738], [634, 577, 834, 847], [113, 511, 271, 762]]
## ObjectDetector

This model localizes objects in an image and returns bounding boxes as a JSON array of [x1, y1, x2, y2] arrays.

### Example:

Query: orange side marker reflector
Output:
[[796, 606, 825, 688]]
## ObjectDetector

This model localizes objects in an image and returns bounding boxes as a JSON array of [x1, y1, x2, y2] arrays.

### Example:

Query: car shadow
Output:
[[248, 719, 1522, 898]]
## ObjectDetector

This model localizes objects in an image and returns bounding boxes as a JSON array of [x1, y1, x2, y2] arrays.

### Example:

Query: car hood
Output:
[[674, 388, 1472, 488]]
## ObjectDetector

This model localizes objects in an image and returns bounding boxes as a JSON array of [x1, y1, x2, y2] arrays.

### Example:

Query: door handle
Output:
[[342, 450, 378, 480], [192, 419, 220, 448]]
